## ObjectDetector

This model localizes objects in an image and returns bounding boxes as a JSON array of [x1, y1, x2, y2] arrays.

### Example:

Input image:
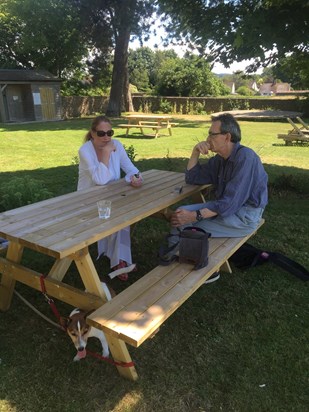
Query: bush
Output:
[[0, 176, 53, 211], [236, 86, 255, 96]]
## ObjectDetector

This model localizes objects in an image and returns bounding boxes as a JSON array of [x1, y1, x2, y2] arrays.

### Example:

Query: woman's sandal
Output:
[[113, 260, 129, 281]]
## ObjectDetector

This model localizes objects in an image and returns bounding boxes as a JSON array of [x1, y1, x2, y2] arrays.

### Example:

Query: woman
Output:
[[78, 115, 143, 280]]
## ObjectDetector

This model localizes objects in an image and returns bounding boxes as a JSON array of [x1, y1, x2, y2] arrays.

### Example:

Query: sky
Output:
[[130, 28, 262, 74]]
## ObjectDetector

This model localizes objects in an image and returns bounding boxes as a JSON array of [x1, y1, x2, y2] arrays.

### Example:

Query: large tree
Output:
[[158, 0, 309, 71], [0, 0, 88, 77]]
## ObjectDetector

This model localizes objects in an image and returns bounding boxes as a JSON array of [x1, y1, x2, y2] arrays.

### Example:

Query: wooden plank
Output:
[[0, 258, 104, 311], [0, 242, 23, 311]]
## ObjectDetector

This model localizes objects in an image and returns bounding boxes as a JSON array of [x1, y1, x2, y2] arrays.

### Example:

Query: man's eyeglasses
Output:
[[208, 131, 226, 137], [95, 130, 114, 137]]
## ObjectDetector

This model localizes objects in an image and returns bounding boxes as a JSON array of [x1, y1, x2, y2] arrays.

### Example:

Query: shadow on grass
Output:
[[0, 161, 308, 411]]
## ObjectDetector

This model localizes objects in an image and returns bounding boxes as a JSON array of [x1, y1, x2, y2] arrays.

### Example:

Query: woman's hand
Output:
[[130, 174, 143, 188], [170, 209, 196, 227]]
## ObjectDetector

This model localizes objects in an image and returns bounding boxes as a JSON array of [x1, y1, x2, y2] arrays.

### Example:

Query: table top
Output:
[[0, 170, 209, 259], [124, 114, 172, 120]]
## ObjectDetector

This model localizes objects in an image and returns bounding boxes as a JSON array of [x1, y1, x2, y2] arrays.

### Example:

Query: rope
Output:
[[13, 290, 63, 330]]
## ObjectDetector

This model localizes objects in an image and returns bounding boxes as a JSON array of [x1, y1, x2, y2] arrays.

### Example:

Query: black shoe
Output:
[[204, 272, 220, 284]]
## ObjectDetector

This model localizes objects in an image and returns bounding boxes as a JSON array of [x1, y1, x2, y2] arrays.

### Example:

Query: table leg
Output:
[[0, 242, 24, 311], [48, 257, 73, 281], [73, 249, 109, 302], [106, 335, 138, 381], [74, 249, 138, 379]]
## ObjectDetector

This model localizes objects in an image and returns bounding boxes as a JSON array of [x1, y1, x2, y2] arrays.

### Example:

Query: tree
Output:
[[158, 0, 309, 71], [0, 0, 88, 77], [271, 54, 309, 90], [156, 54, 229, 96]]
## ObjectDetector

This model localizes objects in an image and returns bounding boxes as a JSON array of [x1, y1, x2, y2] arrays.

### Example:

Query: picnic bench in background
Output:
[[277, 117, 309, 145], [88, 219, 264, 380], [118, 114, 179, 138]]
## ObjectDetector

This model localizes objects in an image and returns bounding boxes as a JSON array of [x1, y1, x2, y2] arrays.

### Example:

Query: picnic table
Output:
[[277, 117, 309, 145], [118, 114, 178, 138], [0, 169, 264, 380]]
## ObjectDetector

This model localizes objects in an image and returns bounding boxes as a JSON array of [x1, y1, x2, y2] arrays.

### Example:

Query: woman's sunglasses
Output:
[[95, 130, 114, 137]]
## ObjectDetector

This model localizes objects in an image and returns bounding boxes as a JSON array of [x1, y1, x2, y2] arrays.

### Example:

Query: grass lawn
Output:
[[0, 116, 308, 412]]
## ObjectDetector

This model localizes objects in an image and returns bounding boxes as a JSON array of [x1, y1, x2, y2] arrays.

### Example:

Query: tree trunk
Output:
[[123, 58, 134, 112], [106, 1, 135, 117]]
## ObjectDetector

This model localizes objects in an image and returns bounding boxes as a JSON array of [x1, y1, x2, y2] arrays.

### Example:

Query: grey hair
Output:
[[211, 113, 241, 143]]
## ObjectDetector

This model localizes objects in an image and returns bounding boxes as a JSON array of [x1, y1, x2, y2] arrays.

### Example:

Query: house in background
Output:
[[223, 81, 236, 94], [259, 82, 291, 95], [0, 69, 62, 123]]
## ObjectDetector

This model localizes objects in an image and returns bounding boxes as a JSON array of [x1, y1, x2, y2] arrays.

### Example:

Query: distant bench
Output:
[[88, 219, 264, 380]]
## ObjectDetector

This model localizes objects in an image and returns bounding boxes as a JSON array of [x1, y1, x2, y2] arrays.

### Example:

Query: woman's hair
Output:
[[212, 113, 241, 143], [84, 115, 112, 142]]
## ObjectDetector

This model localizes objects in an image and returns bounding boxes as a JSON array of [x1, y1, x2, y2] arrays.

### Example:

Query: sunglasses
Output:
[[95, 130, 114, 137]]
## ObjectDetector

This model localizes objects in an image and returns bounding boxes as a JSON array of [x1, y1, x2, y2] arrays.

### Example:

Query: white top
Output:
[[77, 139, 139, 268], [77, 139, 139, 190]]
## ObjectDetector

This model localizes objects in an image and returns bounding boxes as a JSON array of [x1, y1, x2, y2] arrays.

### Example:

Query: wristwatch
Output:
[[196, 210, 203, 221]]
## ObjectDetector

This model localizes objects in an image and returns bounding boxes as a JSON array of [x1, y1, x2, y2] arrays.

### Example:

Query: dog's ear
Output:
[[59, 316, 70, 329]]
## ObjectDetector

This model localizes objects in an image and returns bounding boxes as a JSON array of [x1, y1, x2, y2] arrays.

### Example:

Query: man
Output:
[[169, 113, 268, 282]]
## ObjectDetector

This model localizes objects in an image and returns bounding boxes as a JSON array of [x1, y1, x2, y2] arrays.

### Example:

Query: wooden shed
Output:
[[0, 69, 62, 123]]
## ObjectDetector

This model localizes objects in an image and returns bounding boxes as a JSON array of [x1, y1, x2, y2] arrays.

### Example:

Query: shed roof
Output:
[[0, 69, 61, 83]]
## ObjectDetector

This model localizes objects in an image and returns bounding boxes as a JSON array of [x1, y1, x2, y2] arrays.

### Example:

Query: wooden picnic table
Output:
[[118, 114, 178, 138], [0, 169, 209, 379]]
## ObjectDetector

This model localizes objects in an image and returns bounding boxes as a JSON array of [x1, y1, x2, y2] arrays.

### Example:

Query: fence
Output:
[[61, 95, 309, 118]]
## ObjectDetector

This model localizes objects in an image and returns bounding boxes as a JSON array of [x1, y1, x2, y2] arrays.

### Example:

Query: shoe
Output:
[[204, 272, 220, 284], [113, 260, 128, 281]]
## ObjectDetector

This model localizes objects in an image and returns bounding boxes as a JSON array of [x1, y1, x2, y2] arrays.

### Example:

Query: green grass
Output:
[[0, 116, 308, 412]]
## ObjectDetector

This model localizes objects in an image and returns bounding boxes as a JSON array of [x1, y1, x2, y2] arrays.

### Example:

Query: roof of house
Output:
[[0, 69, 61, 83]]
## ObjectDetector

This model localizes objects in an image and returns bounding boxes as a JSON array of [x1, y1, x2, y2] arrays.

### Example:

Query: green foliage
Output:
[[0, 176, 53, 211], [0, 0, 88, 77], [236, 86, 255, 96], [123, 144, 137, 163], [158, 99, 173, 114], [155, 54, 229, 97], [158, 0, 309, 71]]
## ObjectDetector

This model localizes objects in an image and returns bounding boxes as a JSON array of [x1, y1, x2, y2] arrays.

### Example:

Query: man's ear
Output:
[[225, 132, 232, 142]]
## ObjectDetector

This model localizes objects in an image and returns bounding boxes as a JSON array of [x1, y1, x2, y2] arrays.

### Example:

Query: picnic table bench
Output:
[[88, 219, 264, 379]]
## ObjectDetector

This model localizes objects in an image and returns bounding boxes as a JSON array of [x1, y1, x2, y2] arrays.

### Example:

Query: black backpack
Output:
[[230, 243, 309, 281]]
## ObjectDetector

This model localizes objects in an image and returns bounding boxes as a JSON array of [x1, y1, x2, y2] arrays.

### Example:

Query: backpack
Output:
[[230, 243, 309, 281]]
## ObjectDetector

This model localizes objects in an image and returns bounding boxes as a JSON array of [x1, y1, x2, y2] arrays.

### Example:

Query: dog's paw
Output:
[[102, 350, 109, 358], [73, 355, 81, 362]]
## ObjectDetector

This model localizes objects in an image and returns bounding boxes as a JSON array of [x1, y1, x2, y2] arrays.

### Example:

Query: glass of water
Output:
[[97, 200, 112, 219]]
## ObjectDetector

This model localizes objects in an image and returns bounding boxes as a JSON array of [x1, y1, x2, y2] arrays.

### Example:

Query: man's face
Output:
[[207, 120, 229, 154]]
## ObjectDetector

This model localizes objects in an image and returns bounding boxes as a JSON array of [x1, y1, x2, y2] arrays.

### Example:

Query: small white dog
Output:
[[61, 282, 114, 361]]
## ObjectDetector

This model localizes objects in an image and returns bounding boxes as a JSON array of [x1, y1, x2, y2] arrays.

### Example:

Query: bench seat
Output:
[[88, 220, 264, 348]]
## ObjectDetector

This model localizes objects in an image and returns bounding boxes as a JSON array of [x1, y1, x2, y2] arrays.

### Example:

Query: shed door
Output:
[[39, 87, 56, 120]]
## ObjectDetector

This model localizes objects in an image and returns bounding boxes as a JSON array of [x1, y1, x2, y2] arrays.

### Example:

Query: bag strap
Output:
[[268, 252, 309, 281]]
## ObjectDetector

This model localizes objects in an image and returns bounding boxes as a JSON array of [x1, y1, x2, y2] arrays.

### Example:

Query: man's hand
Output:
[[194, 141, 210, 155], [170, 209, 195, 227]]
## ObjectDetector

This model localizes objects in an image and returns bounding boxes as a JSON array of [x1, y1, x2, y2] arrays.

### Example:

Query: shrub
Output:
[[0, 176, 53, 211], [236, 86, 255, 96]]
